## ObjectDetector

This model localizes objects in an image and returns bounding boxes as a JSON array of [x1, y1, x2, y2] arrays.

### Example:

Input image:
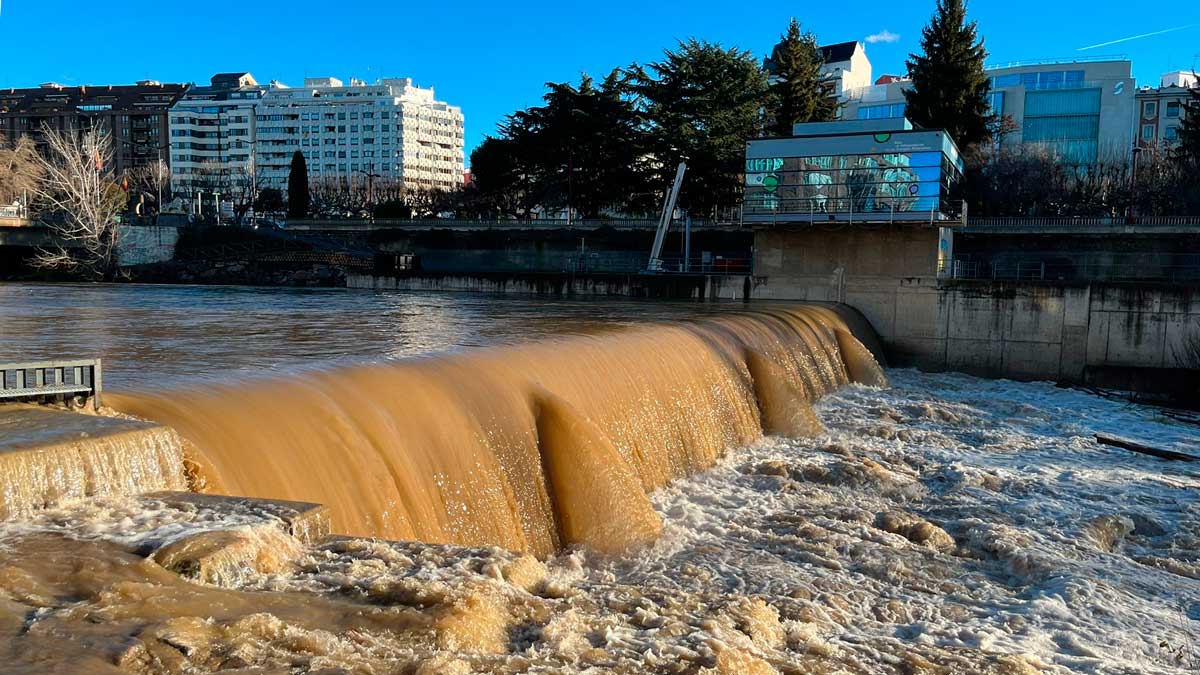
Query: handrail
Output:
[[0, 359, 102, 410]]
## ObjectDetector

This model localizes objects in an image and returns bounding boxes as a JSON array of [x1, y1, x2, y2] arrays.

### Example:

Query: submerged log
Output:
[[1095, 433, 1197, 462]]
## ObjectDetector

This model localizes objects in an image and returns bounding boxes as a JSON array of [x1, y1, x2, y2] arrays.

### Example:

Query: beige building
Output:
[[256, 77, 464, 194], [1135, 71, 1197, 150]]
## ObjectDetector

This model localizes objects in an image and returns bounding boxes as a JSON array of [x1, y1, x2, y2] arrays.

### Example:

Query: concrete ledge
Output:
[[0, 405, 187, 519], [143, 491, 332, 544]]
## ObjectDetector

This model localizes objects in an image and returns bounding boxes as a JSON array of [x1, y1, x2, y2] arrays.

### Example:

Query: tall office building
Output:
[[255, 77, 464, 194], [168, 73, 267, 200], [840, 58, 1137, 163], [0, 81, 187, 176]]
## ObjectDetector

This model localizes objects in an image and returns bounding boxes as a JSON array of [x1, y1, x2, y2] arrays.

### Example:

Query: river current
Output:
[[0, 283, 1198, 674]]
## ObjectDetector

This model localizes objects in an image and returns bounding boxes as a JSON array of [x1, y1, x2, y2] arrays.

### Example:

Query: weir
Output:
[[0, 406, 187, 519], [103, 305, 887, 557]]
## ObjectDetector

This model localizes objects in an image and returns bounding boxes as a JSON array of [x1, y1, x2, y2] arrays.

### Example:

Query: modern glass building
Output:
[[743, 119, 964, 223], [841, 58, 1136, 164]]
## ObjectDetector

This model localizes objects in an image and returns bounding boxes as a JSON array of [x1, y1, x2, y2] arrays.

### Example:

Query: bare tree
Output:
[[0, 134, 43, 207], [126, 158, 171, 215], [31, 127, 125, 279]]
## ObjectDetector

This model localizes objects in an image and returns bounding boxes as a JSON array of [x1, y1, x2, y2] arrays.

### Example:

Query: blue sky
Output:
[[1, 1, 1197, 158]]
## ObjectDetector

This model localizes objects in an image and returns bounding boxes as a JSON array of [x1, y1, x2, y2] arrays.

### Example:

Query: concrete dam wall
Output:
[[751, 226, 1200, 393]]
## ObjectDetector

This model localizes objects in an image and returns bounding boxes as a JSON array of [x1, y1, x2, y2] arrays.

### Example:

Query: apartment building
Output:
[[841, 58, 1137, 163], [0, 81, 186, 176], [168, 73, 267, 200], [1135, 71, 1197, 150], [764, 40, 872, 102], [255, 77, 464, 193]]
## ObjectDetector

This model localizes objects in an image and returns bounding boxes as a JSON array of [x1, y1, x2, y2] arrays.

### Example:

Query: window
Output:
[[1165, 126, 1179, 141], [1142, 124, 1156, 140], [337, 112, 346, 120], [856, 103, 906, 120], [1143, 101, 1157, 119], [1167, 101, 1181, 118], [987, 91, 1004, 116]]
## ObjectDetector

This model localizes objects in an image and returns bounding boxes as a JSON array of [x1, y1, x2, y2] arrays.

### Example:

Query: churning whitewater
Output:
[[107, 306, 886, 556], [0, 301, 1196, 674], [0, 370, 1197, 673]]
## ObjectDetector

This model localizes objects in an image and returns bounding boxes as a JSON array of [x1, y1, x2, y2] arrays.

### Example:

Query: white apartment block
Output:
[[255, 77, 464, 193], [168, 73, 265, 199]]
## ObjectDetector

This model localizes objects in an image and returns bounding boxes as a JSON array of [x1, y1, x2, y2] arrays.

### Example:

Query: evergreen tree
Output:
[[633, 39, 770, 216], [904, 0, 993, 152], [764, 19, 836, 136], [286, 150, 310, 219], [1174, 83, 1200, 173]]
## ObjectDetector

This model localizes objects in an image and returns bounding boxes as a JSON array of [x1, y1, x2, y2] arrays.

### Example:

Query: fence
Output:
[[287, 217, 746, 232], [941, 252, 1200, 283], [563, 254, 752, 275], [742, 198, 966, 226], [957, 216, 1200, 233], [0, 205, 28, 219], [0, 359, 103, 410]]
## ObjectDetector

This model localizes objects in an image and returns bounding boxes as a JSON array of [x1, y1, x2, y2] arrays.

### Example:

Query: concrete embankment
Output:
[[349, 271, 752, 299], [751, 225, 1200, 397]]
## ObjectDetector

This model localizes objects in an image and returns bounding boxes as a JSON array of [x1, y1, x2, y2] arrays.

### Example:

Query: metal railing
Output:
[[563, 254, 753, 275], [286, 217, 745, 231], [0, 359, 102, 410], [957, 216, 1200, 233], [743, 198, 966, 226], [984, 54, 1128, 70], [0, 204, 29, 219], [940, 254, 1200, 283]]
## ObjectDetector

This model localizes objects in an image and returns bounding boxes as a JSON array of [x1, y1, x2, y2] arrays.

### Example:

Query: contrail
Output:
[[1078, 23, 1200, 51]]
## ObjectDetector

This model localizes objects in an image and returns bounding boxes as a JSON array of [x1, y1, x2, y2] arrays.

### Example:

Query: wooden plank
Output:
[[1095, 433, 1197, 462]]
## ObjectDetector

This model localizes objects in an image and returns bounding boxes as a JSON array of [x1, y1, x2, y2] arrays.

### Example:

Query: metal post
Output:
[[684, 215, 692, 272]]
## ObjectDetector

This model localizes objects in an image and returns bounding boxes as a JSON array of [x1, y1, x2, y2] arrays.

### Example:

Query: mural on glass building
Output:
[[744, 125, 965, 221], [745, 150, 960, 216]]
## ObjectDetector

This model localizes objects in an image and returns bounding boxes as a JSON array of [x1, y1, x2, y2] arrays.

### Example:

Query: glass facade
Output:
[[991, 69, 1086, 90], [1023, 88, 1101, 163], [744, 150, 961, 217], [857, 103, 906, 120]]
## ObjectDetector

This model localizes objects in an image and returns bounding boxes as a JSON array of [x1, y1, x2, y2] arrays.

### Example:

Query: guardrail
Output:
[[0, 359, 103, 410], [286, 217, 746, 231], [957, 216, 1200, 232]]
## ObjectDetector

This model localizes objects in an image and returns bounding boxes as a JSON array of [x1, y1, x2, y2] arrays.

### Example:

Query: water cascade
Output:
[[109, 306, 887, 557]]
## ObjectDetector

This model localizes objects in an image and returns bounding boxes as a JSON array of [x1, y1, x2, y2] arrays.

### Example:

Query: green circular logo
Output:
[[873, 133, 892, 143], [763, 175, 780, 193]]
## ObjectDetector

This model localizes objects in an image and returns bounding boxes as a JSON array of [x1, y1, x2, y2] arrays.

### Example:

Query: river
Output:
[[0, 283, 1197, 674]]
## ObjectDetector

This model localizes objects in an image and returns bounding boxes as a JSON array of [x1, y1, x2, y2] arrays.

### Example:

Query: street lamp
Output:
[[1129, 143, 1143, 221]]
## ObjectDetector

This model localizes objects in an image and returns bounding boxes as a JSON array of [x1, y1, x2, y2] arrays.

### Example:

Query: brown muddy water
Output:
[[1, 284, 1198, 674]]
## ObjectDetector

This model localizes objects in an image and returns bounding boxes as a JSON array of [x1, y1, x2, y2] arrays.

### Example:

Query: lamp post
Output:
[[1129, 143, 1143, 221], [354, 169, 382, 221]]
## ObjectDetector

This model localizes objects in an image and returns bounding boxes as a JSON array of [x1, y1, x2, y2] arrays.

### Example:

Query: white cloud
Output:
[[865, 30, 900, 44]]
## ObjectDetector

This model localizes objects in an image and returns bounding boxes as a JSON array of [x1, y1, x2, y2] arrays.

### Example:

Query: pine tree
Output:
[[633, 39, 770, 216], [286, 150, 310, 219], [764, 19, 836, 136], [904, 0, 993, 152], [1174, 83, 1200, 173]]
